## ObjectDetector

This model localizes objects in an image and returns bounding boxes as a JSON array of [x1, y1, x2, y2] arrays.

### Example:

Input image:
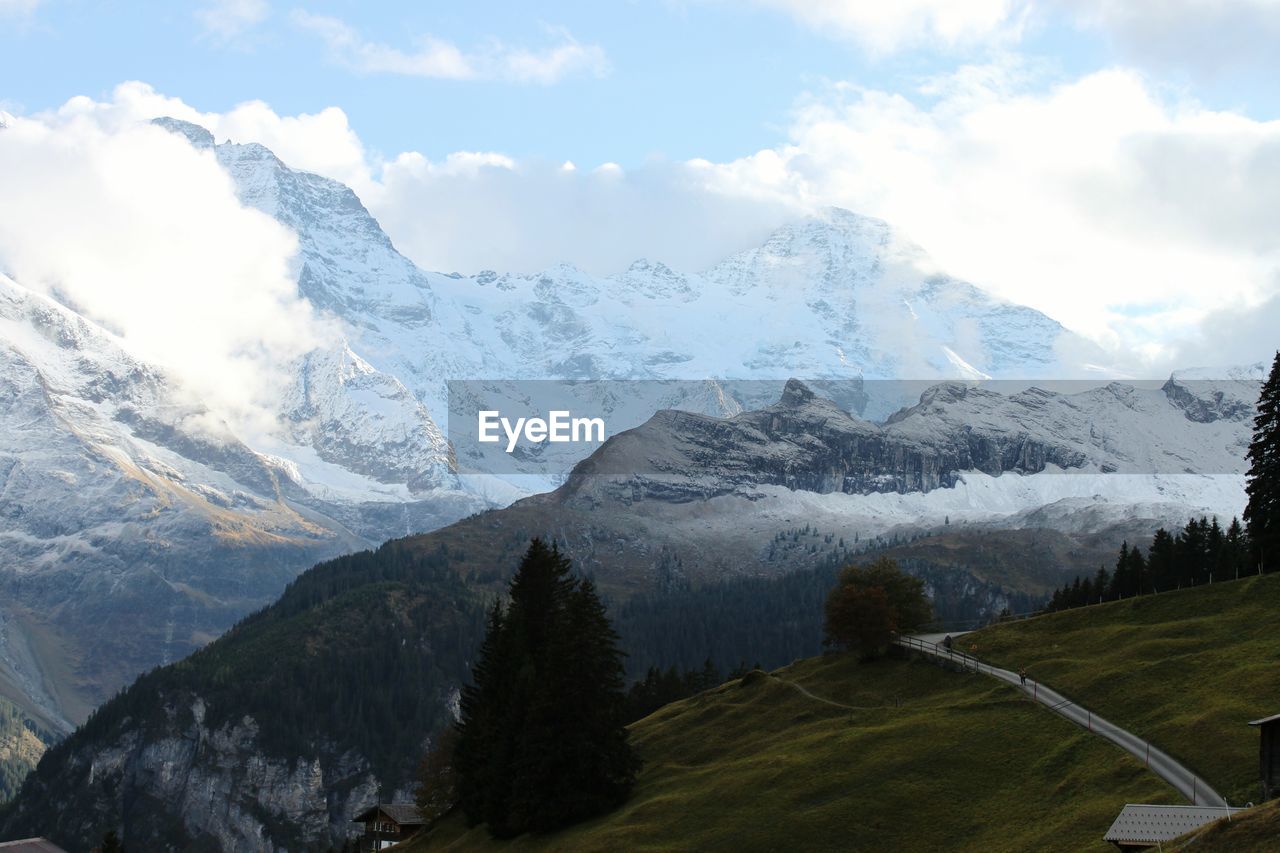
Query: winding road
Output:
[[898, 633, 1228, 808]]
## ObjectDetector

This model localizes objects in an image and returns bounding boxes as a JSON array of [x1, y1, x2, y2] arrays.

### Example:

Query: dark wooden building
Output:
[[1248, 712, 1280, 801], [352, 803, 426, 851]]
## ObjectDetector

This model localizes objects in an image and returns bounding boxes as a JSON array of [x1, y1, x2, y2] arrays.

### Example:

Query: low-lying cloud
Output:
[[0, 106, 331, 436]]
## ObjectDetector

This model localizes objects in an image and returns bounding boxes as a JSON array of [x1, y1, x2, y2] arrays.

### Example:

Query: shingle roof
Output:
[[1103, 804, 1236, 844], [352, 803, 427, 825], [0, 840, 69, 852]]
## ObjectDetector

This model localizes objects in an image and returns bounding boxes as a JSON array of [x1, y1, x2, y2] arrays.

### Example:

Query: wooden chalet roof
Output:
[[352, 803, 427, 825], [1248, 712, 1280, 726]]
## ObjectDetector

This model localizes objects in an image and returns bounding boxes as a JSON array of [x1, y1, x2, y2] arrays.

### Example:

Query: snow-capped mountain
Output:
[[0, 270, 479, 732], [155, 116, 1105, 421], [0, 273, 324, 731], [0, 116, 1249, 736]]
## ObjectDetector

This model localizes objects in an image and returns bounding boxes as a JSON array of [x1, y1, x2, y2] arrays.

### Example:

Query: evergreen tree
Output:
[[1147, 528, 1176, 591], [1127, 546, 1146, 597], [1223, 517, 1250, 579], [1207, 518, 1225, 579], [1092, 567, 1110, 604], [453, 540, 638, 838], [1108, 543, 1131, 599], [1246, 351, 1280, 573], [454, 601, 517, 830]]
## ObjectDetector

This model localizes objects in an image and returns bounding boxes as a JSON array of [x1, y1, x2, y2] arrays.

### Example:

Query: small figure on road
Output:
[[1019, 668, 1028, 686], [942, 634, 953, 650]]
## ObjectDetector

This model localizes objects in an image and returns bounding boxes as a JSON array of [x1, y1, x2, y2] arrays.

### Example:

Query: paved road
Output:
[[898, 635, 1229, 808]]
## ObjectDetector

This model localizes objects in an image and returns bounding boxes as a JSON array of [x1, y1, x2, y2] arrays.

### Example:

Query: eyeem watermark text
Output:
[[478, 410, 607, 453]]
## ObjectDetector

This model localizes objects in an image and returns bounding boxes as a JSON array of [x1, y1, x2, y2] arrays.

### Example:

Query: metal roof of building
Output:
[[352, 803, 426, 825], [0, 840, 69, 852], [1248, 712, 1280, 726], [1103, 804, 1236, 844]]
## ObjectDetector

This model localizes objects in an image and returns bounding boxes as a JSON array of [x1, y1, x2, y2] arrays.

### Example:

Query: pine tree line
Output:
[[1048, 516, 1253, 611], [622, 659, 764, 724], [1049, 352, 1280, 611]]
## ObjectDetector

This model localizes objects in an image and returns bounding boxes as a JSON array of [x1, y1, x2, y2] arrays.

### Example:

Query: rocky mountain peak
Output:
[[1162, 364, 1265, 423], [151, 116, 215, 150], [778, 378, 818, 407]]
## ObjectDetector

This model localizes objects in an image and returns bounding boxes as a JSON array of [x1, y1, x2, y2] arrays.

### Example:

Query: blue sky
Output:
[[14, 2, 950, 165], [3, 1, 1280, 369], [5, 1, 1274, 168]]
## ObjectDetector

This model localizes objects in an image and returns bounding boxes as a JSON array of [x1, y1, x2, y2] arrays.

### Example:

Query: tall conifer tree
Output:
[[1246, 352, 1280, 572], [453, 539, 638, 838]]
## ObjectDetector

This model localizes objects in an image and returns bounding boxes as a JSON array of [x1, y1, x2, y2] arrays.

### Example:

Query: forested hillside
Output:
[[0, 522, 1051, 848], [1, 542, 489, 849], [0, 697, 51, 802]]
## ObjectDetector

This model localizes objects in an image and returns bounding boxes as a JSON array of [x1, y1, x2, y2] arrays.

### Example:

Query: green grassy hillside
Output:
[[1178, 798, 1280, 851], [410, 653, 1175, 852], [965, 571, 1280, 806]]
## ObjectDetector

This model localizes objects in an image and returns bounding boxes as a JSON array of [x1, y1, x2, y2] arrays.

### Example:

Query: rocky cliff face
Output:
[[2, 544, 481, 851], [38, 696, 381, 850], [562, 377, 1254, 508]]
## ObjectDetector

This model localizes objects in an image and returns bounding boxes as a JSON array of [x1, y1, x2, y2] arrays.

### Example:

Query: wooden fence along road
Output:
[[897, 634, 1230, 808]]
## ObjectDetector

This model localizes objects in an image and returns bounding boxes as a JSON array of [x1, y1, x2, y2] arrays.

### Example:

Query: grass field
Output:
[[408, 652, 1174, 852], [1179, 797, 1280, 851], [964, 571, 1280, 806]]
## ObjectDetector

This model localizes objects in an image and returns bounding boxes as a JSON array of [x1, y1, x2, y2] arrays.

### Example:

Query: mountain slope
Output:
[[412, 653, 1174, 852], [0, 541, 487, 851], [415, 574, 1280, 851], [0, 696, 50, 803], [0, 273, 364, 731], [966, 571, 1280, 806], [0, 373, 1258, 848]]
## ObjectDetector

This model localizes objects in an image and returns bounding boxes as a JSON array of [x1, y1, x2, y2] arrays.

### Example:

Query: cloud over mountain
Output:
[[0, 103, 332, 436], [9, 72, 1280, 379]]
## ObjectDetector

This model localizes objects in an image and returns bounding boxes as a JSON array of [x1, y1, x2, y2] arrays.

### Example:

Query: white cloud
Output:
[[361, 151, 798, 275], [356, 62, 1280, 371], [0, 103, 332, 436], [49, 81, 373, 193], [692, 61, 1280, 368], [291, 11, 609, 84], [746, 0, 1280, 76], [748, 0, 1028, 53], [195, 0, 269, 42], [20, 75, 1280, 379], [0, 0, 41, 17], [1067, 0, 1280, 75]]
